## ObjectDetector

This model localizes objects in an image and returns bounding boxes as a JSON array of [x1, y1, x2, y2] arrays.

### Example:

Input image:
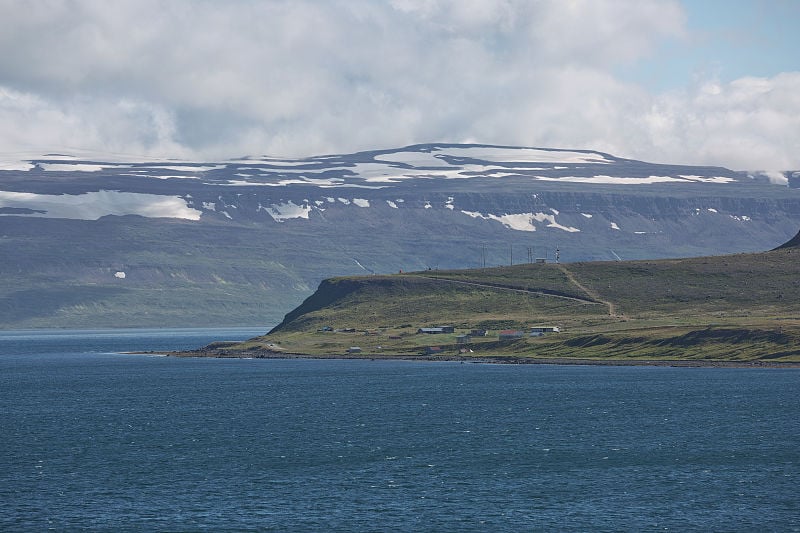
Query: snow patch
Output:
[[337, 198, 351, 205], [140, 174, 202, 180], [610, 222, 620, 230], [352, 198, 370, 207], [460, 211, 533, 231], [680, 175, 737, 184], [0, 160, 35, 171], [114, 271, 126, 279], [141, 165, 224, 172], [461, 210, 485, 220], [536, 175, 685, 185], [460, 210, 579, 232], [374, 151, 449, 167], [532, 212, 580, 232], [485, 172, 521, 178], [264, 201, 312, 222], [494, 213, 537, 232], [441, 146, 612, 164], [228, 158, 313, 167], [228, 176, 347, 187], [39, 163, 114, 172], [386, 200, 398, 209], [581, 213, 593, 218]]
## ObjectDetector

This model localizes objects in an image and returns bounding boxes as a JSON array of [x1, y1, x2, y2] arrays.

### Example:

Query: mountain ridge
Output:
[[1, 143, 799, 329], [231, 234, 800, 364]]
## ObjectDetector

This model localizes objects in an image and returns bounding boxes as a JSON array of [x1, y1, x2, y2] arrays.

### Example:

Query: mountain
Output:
[[219, 241, 800, 364], [775, 228, 800, 249], [1, 143, 799, 329]]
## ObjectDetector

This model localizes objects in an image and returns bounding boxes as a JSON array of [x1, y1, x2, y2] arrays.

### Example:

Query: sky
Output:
[[0, 0, 797, 170]]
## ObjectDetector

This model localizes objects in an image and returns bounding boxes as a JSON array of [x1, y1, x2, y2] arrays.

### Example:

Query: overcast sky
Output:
[[0, 0, 797, 170]]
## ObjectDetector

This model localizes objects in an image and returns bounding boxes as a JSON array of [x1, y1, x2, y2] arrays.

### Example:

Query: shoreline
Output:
[[143, 348, 800, 369]]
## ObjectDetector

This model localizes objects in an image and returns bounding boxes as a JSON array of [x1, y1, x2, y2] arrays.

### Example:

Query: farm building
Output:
[[530, 326, 560, 336], [498, 330, 525, 341], [418, 327, 445, 334]]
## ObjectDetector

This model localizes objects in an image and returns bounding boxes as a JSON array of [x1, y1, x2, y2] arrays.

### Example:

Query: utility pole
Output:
[[510, 244, 513, 266]]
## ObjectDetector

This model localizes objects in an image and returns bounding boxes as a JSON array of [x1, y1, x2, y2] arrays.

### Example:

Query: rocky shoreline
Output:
[[153, 348, 800, 368]]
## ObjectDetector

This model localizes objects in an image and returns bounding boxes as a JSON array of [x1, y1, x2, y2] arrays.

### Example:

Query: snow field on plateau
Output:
[[0, 145, 741, 189], [0, 144, 761, 227]]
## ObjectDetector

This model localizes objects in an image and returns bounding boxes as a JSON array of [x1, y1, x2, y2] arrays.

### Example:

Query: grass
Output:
[[210, 246, 800, 363]]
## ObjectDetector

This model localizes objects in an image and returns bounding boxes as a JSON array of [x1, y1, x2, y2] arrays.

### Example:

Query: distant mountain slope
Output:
[[1, 144, 799, 329], [253, 244, 800, 363], [775, 228, 800, 249]]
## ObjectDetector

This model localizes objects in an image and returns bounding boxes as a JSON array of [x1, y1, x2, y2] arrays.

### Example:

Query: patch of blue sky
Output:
[[618, 0, 800, 91]]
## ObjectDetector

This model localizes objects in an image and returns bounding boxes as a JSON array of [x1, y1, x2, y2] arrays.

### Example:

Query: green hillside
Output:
[[209, 241, 800, 364]]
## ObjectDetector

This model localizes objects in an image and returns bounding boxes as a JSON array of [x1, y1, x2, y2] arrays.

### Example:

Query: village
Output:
[[317, 324, 561, 356]]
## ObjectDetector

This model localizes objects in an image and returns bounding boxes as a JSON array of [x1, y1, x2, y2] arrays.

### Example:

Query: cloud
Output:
[[0, 190, 201, 220], [0, 0, 797, 170], [638, 73, 800, 170]]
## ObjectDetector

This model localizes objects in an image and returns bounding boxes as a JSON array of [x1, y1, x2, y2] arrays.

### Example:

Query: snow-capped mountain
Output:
[[1, 143, 798, 328]]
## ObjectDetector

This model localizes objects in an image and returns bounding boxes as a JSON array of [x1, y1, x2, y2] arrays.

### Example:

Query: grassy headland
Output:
[[189, 243, 800, 365]]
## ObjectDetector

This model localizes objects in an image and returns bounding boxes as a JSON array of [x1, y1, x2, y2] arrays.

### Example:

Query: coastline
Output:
[[147, 348, 800, 369]]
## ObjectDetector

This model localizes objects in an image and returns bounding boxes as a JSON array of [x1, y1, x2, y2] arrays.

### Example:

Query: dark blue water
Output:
[[1, 329, 799, 531]]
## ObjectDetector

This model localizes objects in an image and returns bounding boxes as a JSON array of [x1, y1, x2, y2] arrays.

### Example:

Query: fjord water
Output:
[[1, 330, 798, 531]]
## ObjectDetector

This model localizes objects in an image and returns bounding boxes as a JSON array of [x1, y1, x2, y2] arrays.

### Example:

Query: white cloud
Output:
[[0, 1, 796, 170], [636, 73, 800, 170], [0, 190, 201, 220]]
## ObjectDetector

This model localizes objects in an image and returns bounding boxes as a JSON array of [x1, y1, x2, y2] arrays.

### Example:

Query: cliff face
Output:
[[1, 143, 799, 328]]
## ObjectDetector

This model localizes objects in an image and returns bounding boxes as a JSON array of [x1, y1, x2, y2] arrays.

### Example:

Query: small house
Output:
[[424, 346, 444, 355], [530, 326, 560, 337], [470, 329, 488, 337], [456, 335, 471, 344], [438, 326, 455, 333], [347, 346, 362, 354], [418, 327, 445, 334], [498, 330, 525, 341]]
